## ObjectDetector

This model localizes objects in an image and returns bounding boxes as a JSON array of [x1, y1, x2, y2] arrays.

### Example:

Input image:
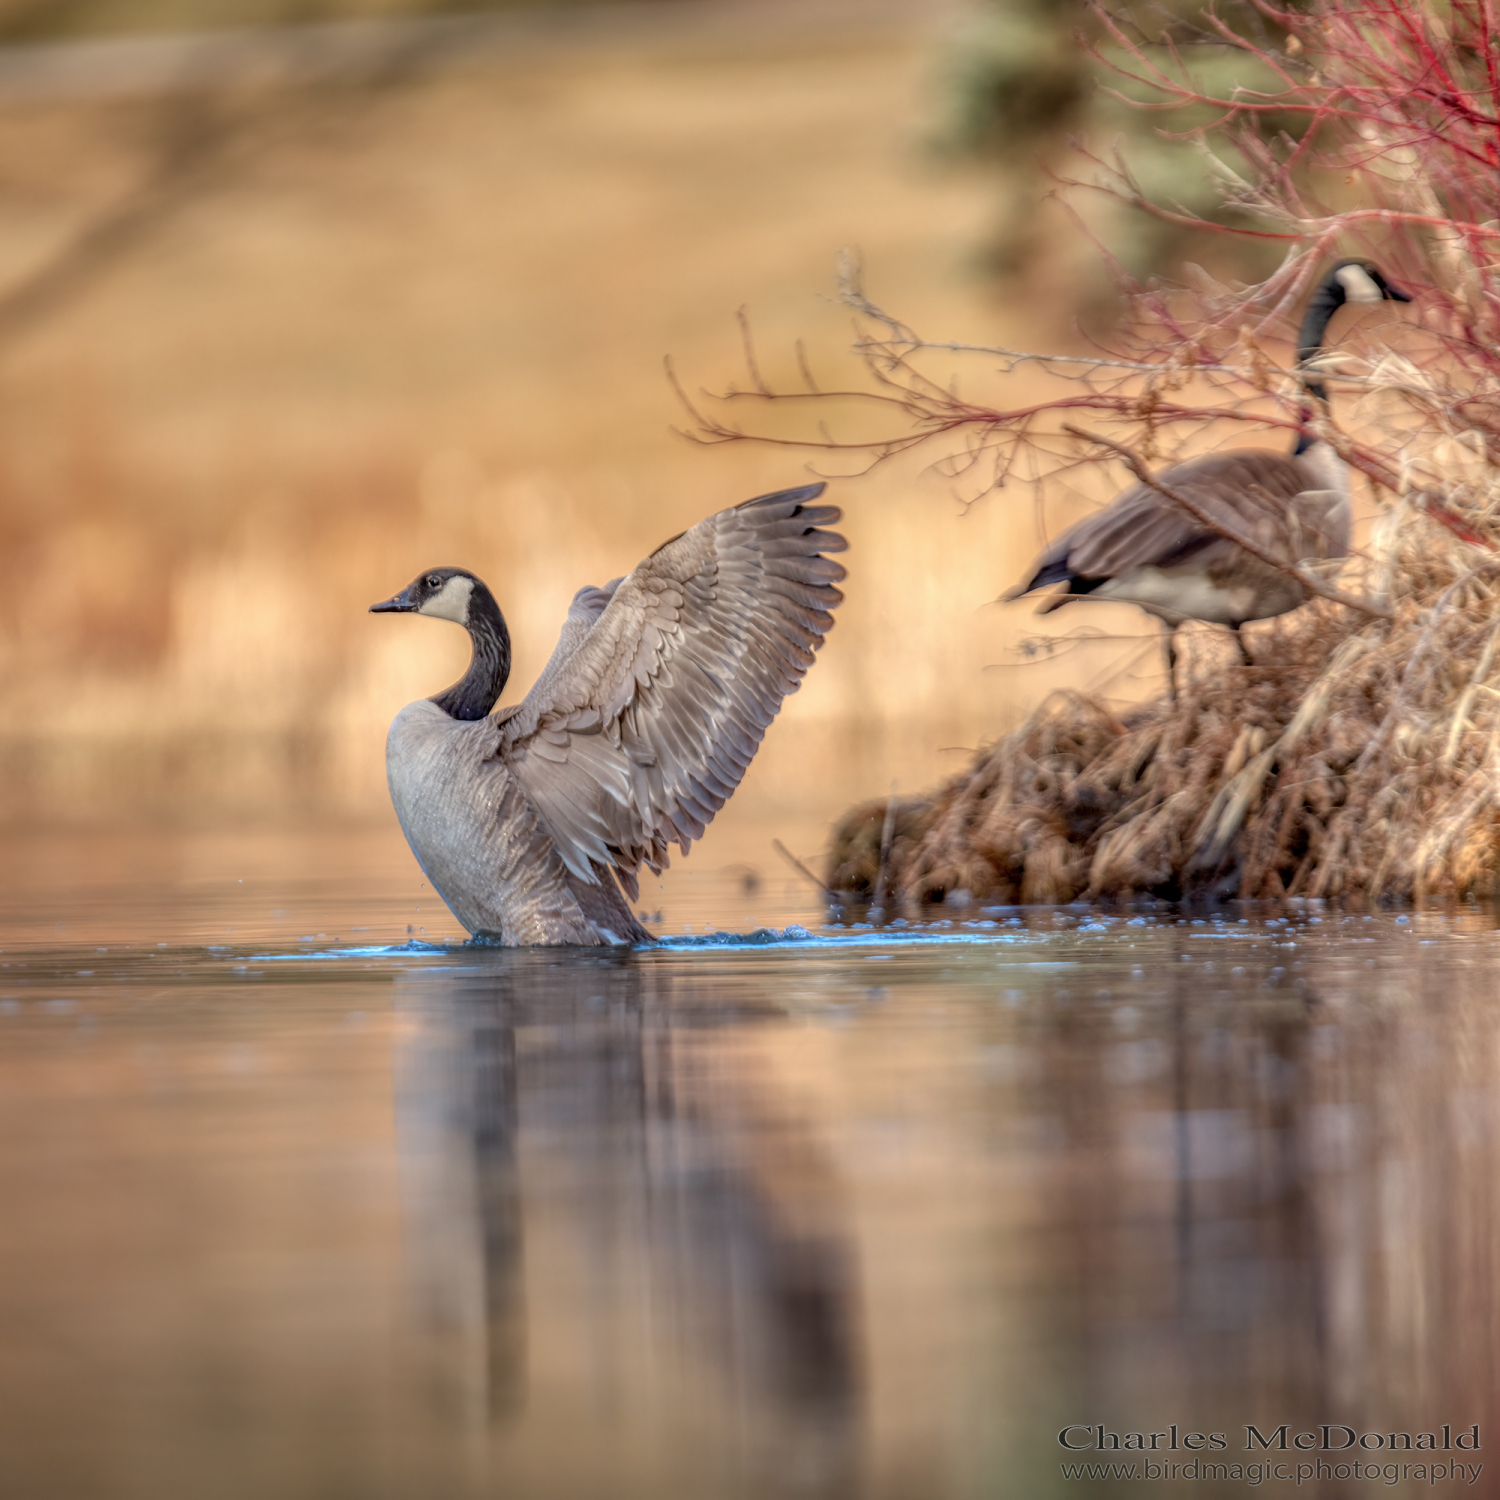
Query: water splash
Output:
[[241, 924, 1041, 963]]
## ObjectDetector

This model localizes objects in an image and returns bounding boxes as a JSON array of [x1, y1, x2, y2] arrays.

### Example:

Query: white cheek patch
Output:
[[418, 574, 475, 624], [1336, 264, 1384, 304]]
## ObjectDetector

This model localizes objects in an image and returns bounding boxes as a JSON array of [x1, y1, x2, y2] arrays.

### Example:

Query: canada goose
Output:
[[370, 483, 846, 946], [1006, 260, 1411, 691]]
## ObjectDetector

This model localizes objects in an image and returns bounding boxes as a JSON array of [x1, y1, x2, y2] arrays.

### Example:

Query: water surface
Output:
[[1, 831, 1497, 1498]]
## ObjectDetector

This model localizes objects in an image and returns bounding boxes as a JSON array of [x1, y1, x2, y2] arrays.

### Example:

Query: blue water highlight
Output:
[[242, 923, 1051, 963]]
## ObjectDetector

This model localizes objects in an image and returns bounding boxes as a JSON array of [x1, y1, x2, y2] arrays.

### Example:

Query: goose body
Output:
[[1008, 261, 1410, 685], [1024, 440, 1351, 628], [371, 484, 846, 946]]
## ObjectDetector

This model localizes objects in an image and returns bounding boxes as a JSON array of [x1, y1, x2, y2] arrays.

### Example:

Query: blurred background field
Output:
[[0, 0, 1102, 864], [0, 0, 696, 40]]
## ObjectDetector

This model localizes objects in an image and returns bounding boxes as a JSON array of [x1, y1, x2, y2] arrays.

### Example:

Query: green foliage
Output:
[[933, 0, 1087, 154], [935, 0, 1301, 287]]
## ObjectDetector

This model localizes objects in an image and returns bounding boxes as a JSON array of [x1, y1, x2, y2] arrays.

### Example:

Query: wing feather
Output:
[[497, 483, 845, 887], [1019, 450, 1341, 589]]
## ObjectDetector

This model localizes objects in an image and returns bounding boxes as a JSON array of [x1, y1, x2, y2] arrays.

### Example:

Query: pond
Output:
[[0, 831, 1494, 1499]]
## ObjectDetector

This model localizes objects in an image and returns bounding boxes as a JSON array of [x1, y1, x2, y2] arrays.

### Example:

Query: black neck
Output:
[[432, 582, 511, 721], [1295, 280, 1347, 408], [1289, 278, 1349, 453]]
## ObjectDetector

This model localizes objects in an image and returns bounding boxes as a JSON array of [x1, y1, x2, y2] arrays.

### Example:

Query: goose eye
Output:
[[426, 574, 442, 589]]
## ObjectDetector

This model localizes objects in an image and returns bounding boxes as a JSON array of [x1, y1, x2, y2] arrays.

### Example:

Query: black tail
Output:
[[1004, 555, 1073, 600]]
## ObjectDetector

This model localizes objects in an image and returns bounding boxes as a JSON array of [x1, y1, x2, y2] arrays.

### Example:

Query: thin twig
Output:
[[872, 784, 898, 912], [772, 839, 834, 902], [737, 307, 771, 397]]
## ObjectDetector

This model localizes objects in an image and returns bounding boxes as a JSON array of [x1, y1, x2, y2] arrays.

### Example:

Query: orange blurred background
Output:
[[0, 0, 1137, 871]]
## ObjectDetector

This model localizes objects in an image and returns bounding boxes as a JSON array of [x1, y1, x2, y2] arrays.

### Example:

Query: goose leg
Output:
[[1231, 624, 1253, 668]]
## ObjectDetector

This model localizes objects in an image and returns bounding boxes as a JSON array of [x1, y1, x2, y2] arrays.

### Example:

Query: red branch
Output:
[[675, 0, 1500, 566]]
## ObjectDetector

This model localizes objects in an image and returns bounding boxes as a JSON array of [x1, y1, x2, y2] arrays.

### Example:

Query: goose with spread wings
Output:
[[1006, 259, 1411, 694], [369, 483, 846, 945]]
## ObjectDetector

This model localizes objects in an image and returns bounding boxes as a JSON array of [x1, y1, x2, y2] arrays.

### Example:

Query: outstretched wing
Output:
[[524, 577, 623, 706], [495, 483, 846, 898], [1014, 451, 1341, 592]]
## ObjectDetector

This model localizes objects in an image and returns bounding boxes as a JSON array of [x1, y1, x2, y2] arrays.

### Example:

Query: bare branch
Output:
[[1061, 424, 1394, 619], [771, 839, 834, 902], [735, 306, 771, 397]]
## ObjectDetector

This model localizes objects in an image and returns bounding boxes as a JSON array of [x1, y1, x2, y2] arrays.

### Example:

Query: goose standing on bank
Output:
[[1006, 260, 1411, 692], [370, 483, 846, 946]]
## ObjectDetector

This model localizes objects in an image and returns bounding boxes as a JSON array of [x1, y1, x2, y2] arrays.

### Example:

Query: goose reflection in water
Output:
[[392, 952, 863, 1495], [1034, 953, 1492, 1443], [395, 969, 528, 1423]]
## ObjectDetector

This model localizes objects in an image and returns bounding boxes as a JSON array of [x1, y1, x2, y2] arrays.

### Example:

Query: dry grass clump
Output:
[[824, 795, 936, 901], [831, 498, 1500, 906]]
